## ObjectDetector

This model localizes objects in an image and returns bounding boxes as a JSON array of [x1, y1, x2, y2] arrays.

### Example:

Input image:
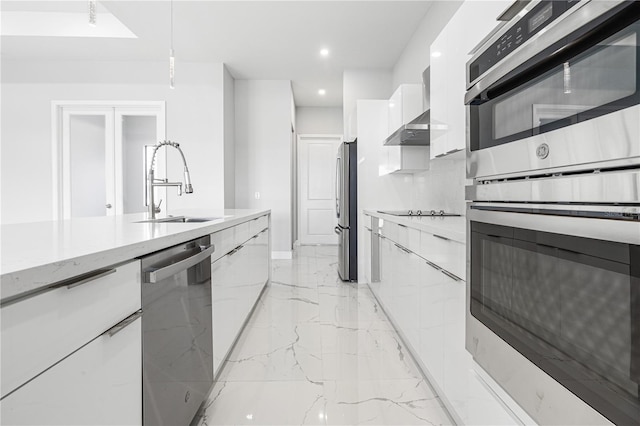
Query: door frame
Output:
[[296, 134, 343, 245], [52, 101, 166, 220]]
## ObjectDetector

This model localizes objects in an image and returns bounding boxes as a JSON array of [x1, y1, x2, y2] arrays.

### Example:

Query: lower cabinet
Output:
[[367, 218, 468, 418], [211, 223, 269, 375], [1, 316, 142, 426]]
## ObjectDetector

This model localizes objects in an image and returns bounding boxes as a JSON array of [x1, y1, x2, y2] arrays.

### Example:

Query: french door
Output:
[[53, 102, 165, 219]]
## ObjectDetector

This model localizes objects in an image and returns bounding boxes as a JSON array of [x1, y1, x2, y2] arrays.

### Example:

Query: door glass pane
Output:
[[70, 115, 106, 217], [493, 29, 637, 140], [122, 115, 156, 214]]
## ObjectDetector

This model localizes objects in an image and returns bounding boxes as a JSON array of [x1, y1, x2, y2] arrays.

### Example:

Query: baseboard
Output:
[[271, 251, 292, 260]]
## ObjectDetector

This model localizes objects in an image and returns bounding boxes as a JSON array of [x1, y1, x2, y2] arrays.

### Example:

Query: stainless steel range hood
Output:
[[383, 109, 430, 146], [383, 66, 431, 146]]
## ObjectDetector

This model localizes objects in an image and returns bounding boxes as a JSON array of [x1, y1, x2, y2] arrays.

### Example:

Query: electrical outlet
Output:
[[254, 192, 260, 200]]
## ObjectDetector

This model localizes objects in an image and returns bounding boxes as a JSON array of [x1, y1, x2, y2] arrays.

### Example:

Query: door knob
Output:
[[106, 203, 112, 209]]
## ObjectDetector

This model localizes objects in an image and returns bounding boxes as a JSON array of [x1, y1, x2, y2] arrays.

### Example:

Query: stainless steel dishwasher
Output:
[[140, 235, 215, 426]]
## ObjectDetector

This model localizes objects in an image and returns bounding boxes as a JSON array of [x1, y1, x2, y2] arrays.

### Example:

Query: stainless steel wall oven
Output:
[[465, 1, 640, 424], [468, 203, 640, 425], [466, 0, 640, 180]]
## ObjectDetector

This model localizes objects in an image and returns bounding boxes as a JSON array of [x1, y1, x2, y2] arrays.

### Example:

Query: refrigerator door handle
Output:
[[335, 157, 341, 218]]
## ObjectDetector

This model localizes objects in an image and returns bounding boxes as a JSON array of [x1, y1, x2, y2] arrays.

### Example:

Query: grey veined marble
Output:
[[195, 245, 454, 426]]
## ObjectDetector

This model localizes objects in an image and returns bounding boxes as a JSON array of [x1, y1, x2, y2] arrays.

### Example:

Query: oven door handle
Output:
[[144, 244, 215, 283]]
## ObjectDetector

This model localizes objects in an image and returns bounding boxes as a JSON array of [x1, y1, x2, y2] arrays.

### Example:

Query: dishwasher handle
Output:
[[144, 244, 215, 283]]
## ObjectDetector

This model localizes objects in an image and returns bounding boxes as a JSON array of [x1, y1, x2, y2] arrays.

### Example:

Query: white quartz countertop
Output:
[[1, 209, 269, 302], [364, 210, 466, 244]]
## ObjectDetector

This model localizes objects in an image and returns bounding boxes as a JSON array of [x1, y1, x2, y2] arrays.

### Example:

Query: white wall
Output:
[[234, 80, 293, 256], [223, 65, 236, 209], [342, 69, 392, 135], [1, 59, 225, 224], [295, 107, 343, 135]]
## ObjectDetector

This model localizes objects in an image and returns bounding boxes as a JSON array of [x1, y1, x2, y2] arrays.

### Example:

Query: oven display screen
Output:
[[529, 2, 553, 33]]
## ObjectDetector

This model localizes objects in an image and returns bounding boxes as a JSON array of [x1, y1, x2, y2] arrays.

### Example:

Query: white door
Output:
[[297, 134, 342, 245], [61, 107, 115, 218], [54, 102, 165, 219]]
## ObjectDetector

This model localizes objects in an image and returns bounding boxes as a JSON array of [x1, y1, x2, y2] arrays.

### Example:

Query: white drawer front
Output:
[[249, 214, 269, 236], [1, 317, 142, 425], [234, 221, 251, 247], [381, 221, 398, 242], [419, 232, 465, 279], [211, 227, 235, 262], [0, 260, 141, 398], [362, 214, 371, 229]]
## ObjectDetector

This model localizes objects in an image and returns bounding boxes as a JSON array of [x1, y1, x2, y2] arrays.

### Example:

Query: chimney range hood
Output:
[[383, 109, 430, 146]]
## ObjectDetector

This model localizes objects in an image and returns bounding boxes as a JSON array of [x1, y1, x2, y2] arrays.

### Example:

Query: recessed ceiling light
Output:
[[320, 48, 329, 57], [432, 51, 442, 58], [318, 89, 326, 96]]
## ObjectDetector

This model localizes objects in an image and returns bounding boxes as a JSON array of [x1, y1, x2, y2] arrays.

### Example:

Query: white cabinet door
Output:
[[442, 274, 469, 412], [417, 260, 448, 391], [1, 316, 142, 426], [393, 247, 421, 350], [211, 227, 269, 376], [430, 0, 511, 159], [212, 252, 236, 374]]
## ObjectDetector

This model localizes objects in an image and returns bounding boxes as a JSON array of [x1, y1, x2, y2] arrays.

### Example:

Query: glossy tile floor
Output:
[[195, 245, 453, 425]]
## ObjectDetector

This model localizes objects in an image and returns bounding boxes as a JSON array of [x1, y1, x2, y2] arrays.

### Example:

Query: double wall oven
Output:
[[465, 1, 640, 425]]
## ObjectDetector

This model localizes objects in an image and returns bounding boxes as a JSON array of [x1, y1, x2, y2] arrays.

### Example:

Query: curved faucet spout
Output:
[[147, 140, 194, 219]]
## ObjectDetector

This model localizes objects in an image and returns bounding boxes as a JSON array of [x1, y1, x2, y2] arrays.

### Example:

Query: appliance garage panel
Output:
[[465, 1, 640, 425]]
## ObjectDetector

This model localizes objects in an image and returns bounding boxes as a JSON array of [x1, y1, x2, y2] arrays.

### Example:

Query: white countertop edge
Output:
[[1, 209, 270, 302], [363, 209, 466, 244]]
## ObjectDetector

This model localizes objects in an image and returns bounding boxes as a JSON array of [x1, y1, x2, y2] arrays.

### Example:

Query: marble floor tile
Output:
[[197, 245, 453, 426], [322, 379, 452, 426]]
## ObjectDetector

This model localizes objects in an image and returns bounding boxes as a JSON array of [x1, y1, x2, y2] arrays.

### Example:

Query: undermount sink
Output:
[[135, 216, 220, 224]]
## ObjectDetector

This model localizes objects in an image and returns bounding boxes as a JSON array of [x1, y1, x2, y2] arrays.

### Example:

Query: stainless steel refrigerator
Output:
[[335, 140, 357, 282]]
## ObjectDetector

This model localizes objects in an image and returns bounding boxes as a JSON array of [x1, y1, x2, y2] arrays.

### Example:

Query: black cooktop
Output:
[[378, 210, 461, 217]]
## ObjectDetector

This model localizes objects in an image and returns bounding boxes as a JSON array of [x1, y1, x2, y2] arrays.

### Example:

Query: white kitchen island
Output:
[[0, 209, 271, 426]]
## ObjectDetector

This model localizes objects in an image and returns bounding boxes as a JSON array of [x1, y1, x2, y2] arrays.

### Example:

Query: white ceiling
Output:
[[1, 1, 434, 107]]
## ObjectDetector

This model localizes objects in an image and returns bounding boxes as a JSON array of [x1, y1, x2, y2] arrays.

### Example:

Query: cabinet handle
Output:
[[433, 234, 450, 242], [398, 224, 407, 228], [394, 243, 411, 254], [379, 234, 386, 240], [425, 259, 442, 271], [365, 227, 372, 231], [229, 245, 244, 256], [441, 269, 463, 282], [104, 310, 142, 337], [65, 268, 117, 290]]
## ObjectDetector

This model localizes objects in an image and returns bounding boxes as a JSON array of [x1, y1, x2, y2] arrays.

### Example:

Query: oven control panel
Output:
[[468, 0, 580, 84]]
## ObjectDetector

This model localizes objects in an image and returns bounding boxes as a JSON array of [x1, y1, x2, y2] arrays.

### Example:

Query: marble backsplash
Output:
[[410, 156, 467, 215]]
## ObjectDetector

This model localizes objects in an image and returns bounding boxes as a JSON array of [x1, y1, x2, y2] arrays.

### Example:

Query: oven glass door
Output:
[[469, 8, 639, 151], [470, 220, 640, 425]]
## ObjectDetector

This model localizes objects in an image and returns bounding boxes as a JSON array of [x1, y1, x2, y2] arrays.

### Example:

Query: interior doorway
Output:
[[297, 134, 342, 245], [52, 101, 165, 220]]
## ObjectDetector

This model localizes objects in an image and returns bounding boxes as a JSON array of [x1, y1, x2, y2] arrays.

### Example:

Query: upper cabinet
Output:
[[430, 0, 512, 159], [380, 84, 430, 175], [387, 84, 424, 134]]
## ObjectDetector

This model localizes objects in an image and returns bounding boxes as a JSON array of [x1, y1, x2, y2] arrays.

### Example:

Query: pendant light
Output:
[[169, 0, 175, 89]]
